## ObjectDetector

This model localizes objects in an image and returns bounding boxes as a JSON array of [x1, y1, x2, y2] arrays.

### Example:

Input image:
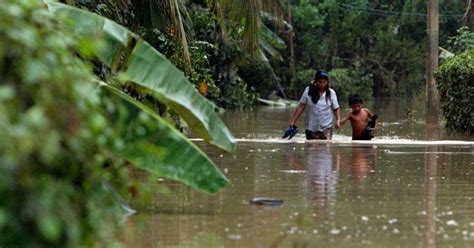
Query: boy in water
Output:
[[336, 94, 378, 140]]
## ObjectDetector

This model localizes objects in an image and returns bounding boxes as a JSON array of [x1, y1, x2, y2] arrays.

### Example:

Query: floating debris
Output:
[[279, 170, 307, 174], [446, 220, 458, 226], [227, 234, 241, 240], [249, 197, 284, 206]]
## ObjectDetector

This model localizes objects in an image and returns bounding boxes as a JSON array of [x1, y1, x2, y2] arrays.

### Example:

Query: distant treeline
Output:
[[78, 0, 470, 107]]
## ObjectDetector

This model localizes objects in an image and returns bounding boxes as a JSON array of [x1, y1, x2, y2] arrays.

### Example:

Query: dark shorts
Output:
[[305, 128, 332, 140], [353, 127, 374, 140]]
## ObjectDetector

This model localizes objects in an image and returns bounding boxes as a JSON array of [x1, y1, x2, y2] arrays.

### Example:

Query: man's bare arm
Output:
[[337, 112, 351, 129], [289, 103, 306, 126]]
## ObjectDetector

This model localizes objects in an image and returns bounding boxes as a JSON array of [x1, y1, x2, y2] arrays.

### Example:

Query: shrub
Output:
[[435, 49, 474, 134], [238, 59, 276, 95], [447, 26, 474, 54]]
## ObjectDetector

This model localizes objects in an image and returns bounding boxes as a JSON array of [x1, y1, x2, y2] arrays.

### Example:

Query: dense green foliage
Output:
[[447, 26, 474, 53], [435, 27, 474, 134], [290, 0, 465, 99], [435, 49, 474, 134], [75, 0, 467, 105], [1, 0, 236, 246], [0, 0, 130, 245], [76, 0, 262, 108], [189, 8, 260, 108]]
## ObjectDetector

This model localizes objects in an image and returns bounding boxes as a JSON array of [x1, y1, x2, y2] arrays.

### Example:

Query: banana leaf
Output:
[[100, 82, 229, 193], [46, 2, 236, 152], [122, 40, 235, 151], [259, 37, 283, 61], [260, 24, 286, 50]]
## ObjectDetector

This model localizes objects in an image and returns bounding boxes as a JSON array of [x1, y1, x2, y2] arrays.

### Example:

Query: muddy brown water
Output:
[[123, 98, 474, 247]]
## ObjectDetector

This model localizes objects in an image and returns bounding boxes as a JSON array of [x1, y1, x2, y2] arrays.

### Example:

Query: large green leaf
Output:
[[260, 24, 287, 50], [46, 2, 236, 152], [46, 1, 133, 68], [122, 40, 236, 152], [99, 82, 229, 193], [259, 37, 283, 61]]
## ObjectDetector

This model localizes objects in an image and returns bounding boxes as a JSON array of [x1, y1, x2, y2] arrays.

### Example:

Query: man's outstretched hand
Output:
[[282, 125, 299, 139]]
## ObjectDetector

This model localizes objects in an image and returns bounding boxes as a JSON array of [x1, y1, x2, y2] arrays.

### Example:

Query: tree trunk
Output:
[[465, 0, 474, 30], [426, 0, 439, 113], [372, 71, 384, 98], [287, 0, 297, 97]]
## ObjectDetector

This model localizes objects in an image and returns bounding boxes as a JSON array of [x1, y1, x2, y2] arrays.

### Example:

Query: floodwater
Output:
[[123, 98, 474, 247]]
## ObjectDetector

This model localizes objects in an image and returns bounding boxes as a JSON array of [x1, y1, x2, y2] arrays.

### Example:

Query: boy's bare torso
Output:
[[349, 108, 371, 138]]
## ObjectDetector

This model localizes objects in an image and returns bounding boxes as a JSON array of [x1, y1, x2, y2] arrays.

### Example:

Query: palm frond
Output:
[[134, 0, 193, 70], [206, 0, 284, 55], [168, 0, 192, 68]]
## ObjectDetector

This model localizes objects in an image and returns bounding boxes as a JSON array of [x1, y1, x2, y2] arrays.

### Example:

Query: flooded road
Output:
[[124, 98, 474, 247]]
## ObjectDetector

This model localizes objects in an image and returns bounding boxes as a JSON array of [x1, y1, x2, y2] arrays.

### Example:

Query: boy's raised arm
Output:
[[366, 109, 378, 129], [366, 109, 378, 139]]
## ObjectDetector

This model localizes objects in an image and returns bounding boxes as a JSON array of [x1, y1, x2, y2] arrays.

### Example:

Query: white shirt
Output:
[[299, 87, 339, 132]]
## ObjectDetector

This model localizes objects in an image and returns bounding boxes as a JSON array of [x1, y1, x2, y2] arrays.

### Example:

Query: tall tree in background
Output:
[[287, 0, 297, 93], [427, 0, 439, 112], [465, 0, 474, 29]]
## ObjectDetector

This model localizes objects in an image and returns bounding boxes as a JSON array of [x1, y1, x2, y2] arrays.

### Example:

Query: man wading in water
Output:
[[287, 70, 341, 140]]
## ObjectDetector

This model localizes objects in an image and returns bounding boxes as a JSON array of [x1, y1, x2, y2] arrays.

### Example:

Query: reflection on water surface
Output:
[[124, 99, 474, 247]]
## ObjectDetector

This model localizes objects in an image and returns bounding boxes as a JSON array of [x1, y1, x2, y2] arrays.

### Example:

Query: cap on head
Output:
[[314, 70, 329, 81]]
